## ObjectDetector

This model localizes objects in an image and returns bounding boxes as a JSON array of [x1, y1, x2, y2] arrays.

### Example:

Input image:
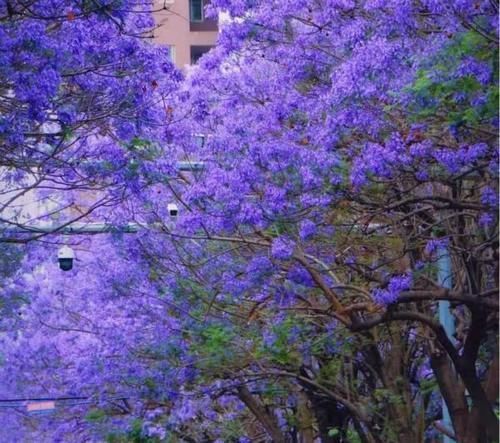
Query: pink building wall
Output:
[[153, 0, 218, 69]]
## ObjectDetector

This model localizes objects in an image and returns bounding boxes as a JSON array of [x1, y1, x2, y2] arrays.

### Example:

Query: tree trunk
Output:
[[237, 385, 288, 443], [431, 351, 469, 443], [463, 350, 499, 443], [296, 390, 315, 443]]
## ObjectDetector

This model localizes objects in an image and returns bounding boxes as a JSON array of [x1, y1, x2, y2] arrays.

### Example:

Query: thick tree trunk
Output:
[[458, 361, 499, 441], [463, 351, 499, 443], [296, 390, 315, 443], [237, 385, 287, 443], [431, 352, 469, 443], [430, 320, 499, 441]]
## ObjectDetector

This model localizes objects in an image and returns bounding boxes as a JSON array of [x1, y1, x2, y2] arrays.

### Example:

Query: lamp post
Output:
[[437, 245, 456, 443]]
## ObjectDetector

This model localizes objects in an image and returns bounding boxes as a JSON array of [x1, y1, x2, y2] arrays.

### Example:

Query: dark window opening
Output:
[[189, 0, 218, 31], [190, 0, 203, 22], [190, 45, 212, 64]]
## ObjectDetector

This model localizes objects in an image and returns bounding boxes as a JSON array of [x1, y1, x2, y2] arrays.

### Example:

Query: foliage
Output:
[[0, 0, 498, 442]]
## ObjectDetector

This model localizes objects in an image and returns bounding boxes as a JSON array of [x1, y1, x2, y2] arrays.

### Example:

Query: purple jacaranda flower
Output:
[[246, 256, 273, 277], [57, 106, 77, 125], [479, 212, 495, 228], [287, 266, 314, 287], [263, 329, 277, 348], [424, 238, 449, 256], [481, 187, 498, 208], [373, 274, 412, 305], [299, 219, 317, 241], [456, 57, 492, 85], [271, 237, 295, 260], [345, 255, 356, 265]]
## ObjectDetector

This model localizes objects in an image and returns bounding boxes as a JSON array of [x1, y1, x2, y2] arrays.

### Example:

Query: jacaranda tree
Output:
[[0, 0, 497, 442], [0, 0, 179, 242], [147, 0, 498, 441]]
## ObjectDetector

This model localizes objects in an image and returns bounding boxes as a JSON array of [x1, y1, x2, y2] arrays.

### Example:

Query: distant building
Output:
[[154, 0, 218, 69]]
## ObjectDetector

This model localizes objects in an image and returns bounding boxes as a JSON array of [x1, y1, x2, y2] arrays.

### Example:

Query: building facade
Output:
[[154, 0, 218, 69]]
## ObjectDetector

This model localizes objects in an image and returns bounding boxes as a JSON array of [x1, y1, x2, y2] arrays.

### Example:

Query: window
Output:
[[167, 45, 176, 64], [190, 0, 203, 22], [190, 45, 212, 64]]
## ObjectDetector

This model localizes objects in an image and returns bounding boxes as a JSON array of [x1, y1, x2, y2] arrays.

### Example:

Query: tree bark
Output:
[[430, 351, 468, 443], [463, 350, 499, 443], [237, 385, 287, 443], [296, 390, 315, 443]]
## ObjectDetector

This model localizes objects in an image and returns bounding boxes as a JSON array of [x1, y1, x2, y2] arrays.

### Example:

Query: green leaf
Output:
[[85, 408, 107, 422], [328, 428, 340, 437]]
